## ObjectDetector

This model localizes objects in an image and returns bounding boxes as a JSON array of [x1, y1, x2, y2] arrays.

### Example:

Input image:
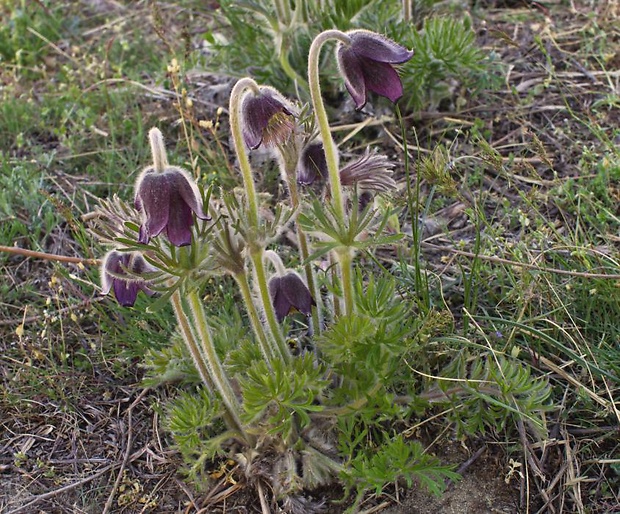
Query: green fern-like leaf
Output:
[[439, 353, 553, 438], [342, 435, 459, 510], [239, 354, 329, 442], [400, 16, 486, 109], [143, 335, 200, 387], [166, 386, 223, 461]]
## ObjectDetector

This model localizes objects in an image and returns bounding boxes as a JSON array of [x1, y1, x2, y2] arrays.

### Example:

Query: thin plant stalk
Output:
[[402, 0, 411, 22], [397, 105, 429, 311], [307, 30, 350, 223], [336, 248, 354, 316], [185, 289, 247, 436], [229, 78, 261, 229], [251, 249, 292, 363], [272, 0, 291, 26], [234, 270, 279, 362], [308, 30, 355, 316], [280, 155, 322, 334], [269, 0, 308, 92], [329, 254, 342, 319], [170, 291, 247, 439], [171, 291, 214, 390], [297, 228, 322, 335], [278, 38, 310, 96], [149, 128, 168, 172], [229, 77, 289, 359]]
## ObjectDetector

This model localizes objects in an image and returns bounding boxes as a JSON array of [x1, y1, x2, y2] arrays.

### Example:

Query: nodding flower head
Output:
[[134, 165, 208, 246], [337, 30, 414, 110], [297, 141, 328, 186], [339, 149, 397, 193], [268, 271, 315, 322], [298, 142, 396, 193], [101, 250, 156, 307], [241, 86, 295, 150]]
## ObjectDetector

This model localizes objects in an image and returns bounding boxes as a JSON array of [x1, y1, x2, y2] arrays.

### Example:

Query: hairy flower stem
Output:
[[229, 78, 262, 229], [170, 291, 248, 439], [298, 229, 322, 334], [251, 249, 292, 363], [280, 157, 322, 334], [234, 270, 278, 363], [272, 0, 291, 26], [308, 30, 355, 316], [337, 249, 354, 316], [171, 291, 214, 390], [148, 127, 168, 173], [308, 30, 350, 223], [402, 0, 411, 22], [185, 289, 248, 437], [229, 77, 289, 361]]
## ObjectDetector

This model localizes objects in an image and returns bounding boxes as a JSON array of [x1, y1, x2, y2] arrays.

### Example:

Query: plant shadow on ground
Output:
[[1, 0, 619, 513]]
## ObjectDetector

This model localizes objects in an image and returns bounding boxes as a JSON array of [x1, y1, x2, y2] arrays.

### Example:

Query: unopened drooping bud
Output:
[[101, 250, 156, 307], [297, 141, 328, 186], [268, 271, 315, 322], [240, 86, 295, 149]]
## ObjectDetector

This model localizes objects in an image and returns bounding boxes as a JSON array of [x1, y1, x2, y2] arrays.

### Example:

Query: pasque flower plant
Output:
[[91, 27, 461, 514]]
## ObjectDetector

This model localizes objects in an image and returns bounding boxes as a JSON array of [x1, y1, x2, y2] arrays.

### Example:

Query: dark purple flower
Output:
[[101, 250, 156, 307], [241, 86, 295, 149], [298, 142, 396, 193], [134, 165, 208, 246], [339, 149, 396, 192], [297, 141, 328, 185], [337, 30, 414, 110], [268, 272, 316, 322]]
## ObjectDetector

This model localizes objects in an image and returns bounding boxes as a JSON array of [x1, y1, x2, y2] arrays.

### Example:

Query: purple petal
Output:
[[165, 195, 194, 246], [130, 253, 155, 274], [348, 30, 414, 64], [130, 255, 157, 297], [298, 142, 328, 185], [135, 172, 171, 242], [138, 225, 149, 245], [241, 89, 293, 150], [134, 166, 154, 211], [337, 46, 367, 109], [269, 277, 291, 322], [101, 251, 156, 306], [169, 167, 209, 220], [138, 283, 156, 298], [113, 280, 139, 307], [281, 273, 315, 316], [101, 251, 124, 294], [361, 58, 404, 103]]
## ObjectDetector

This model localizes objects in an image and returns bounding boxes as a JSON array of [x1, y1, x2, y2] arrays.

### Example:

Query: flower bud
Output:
[[268, 272, 315, 322], [101, 250, 156, 307], [240, 86, 295, 149]]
